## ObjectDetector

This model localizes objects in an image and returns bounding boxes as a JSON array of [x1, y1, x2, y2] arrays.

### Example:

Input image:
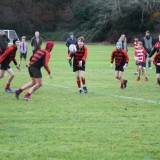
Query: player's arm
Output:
[[110, 51, 115, 68], [82, 47, 88, 61], [123, 51, 129, 69], [150, 47, 156, 58], [79, 46, 88, 67], [43, 52, 52, 78]]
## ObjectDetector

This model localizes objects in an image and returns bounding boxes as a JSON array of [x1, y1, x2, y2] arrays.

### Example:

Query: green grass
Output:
[[0, 43, 160, 160]]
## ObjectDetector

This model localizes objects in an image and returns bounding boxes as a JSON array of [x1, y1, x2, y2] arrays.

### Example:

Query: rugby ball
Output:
[[69, 44, 77, 53]]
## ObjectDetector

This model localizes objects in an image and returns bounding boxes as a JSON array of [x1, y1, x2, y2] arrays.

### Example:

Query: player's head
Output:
[[134, 37, 139, 42], [13, 38, 20, 47], [46, 41, 54, 52], [116, 42, 122, 50], [137, 41, 142, 49], [78, 37, 85, 48]]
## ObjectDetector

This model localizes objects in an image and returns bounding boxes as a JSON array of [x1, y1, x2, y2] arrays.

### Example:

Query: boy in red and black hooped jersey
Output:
[[153, 50, 160, 85], [67, 36, 88, 93], [15, 41, 54, 101], [0, 38, 20, 93], [150, 34, 160, 58], [110, 42, 129, 89]]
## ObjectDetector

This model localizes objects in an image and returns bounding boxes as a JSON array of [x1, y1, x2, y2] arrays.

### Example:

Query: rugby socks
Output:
[[25, 92, 31, 97], [6, 83, 10, 89], [77, 80, 81, 88], [82, 79, 86, 86], [18, 88, 23, 93]]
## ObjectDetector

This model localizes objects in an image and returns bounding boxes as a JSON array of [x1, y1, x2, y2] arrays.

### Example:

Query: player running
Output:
[[110, 42, 129, 89], [15, 41, 54, 101], [67, 37, 88, 93], [0, 38, 20, 93]]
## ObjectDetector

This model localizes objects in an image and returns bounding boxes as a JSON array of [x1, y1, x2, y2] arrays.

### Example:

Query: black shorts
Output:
[[28, 67, 42, 78], [0, 62, 11, 70], [73, 61, 86, 72], [20, 52, 27, 59], [115, 65, 124, 72], [156, 65, 160, 74]]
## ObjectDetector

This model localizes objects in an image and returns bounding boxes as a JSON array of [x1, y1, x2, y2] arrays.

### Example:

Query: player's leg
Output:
[[75, 71, 82, 93], [118, 71, 124, 89], [80, 70, 88, 93], [0, 69, 5, 79], [136, 65, 141, 81], [15, 78, 36, 99], [5, 68, 15, 93], [142, 67, 148, 81], [23, 77, 42, 100], [115, 71, 120, 80]]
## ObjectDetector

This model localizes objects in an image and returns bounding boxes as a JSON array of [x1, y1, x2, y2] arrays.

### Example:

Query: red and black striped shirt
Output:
[[0, 45, 18, 65], [110, 49, 129, 66], [69, 45, 88, 67], [29, 49, 51, 74], [153, 52, 160, 65]]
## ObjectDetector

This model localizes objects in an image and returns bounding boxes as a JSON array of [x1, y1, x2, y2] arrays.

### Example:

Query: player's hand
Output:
[[16, 65, 20, 71], [123, 64, 127, 70], [49, 73, 53, 79], [111, 63, 113, 69], [67, 57, 71, 60], [79, 60, 82, 67]]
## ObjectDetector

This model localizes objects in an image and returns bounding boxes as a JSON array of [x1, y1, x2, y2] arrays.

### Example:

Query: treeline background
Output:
[[0, 0, 160, 43]]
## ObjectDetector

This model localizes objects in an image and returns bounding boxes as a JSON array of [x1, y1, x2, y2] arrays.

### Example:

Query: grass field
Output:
[[0, 43, 160, 160]]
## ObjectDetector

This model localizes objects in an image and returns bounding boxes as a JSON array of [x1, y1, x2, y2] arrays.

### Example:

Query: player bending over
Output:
[[110, 42, 129, 89], [15, 41, 54, 101]]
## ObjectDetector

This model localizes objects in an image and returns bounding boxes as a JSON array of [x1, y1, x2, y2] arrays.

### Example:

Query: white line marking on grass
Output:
[[43, 82, 160, 104], [111, 94, 160, 104], [43, 82, 70, 89]]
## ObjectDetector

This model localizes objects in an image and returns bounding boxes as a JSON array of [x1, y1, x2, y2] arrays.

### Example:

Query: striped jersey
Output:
[[29, 49, 51, 74], [69, 45, 88, 67], [110, 49, 129, 66], [0, 45, 18, 65], [134, 48, 147, 63]]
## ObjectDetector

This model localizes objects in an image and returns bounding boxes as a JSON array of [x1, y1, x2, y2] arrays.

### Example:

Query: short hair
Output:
[[145, 31, 150, 34], [21, 36, 26, 39], [78, 36, 85, 42]]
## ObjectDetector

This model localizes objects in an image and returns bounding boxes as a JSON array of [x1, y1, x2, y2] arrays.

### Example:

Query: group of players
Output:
[[0, 31, 160, 101]]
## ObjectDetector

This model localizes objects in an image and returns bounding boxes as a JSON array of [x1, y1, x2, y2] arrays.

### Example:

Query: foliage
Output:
[[0, 0, 159, 42]]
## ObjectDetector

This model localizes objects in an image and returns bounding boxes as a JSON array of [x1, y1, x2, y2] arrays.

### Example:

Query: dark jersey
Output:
[[111, 49, 129, 66], [0, 45, 17, 65], [153, 52, 160, 65], [150, 41, 160, 57], [29, 49, 51, 74]]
